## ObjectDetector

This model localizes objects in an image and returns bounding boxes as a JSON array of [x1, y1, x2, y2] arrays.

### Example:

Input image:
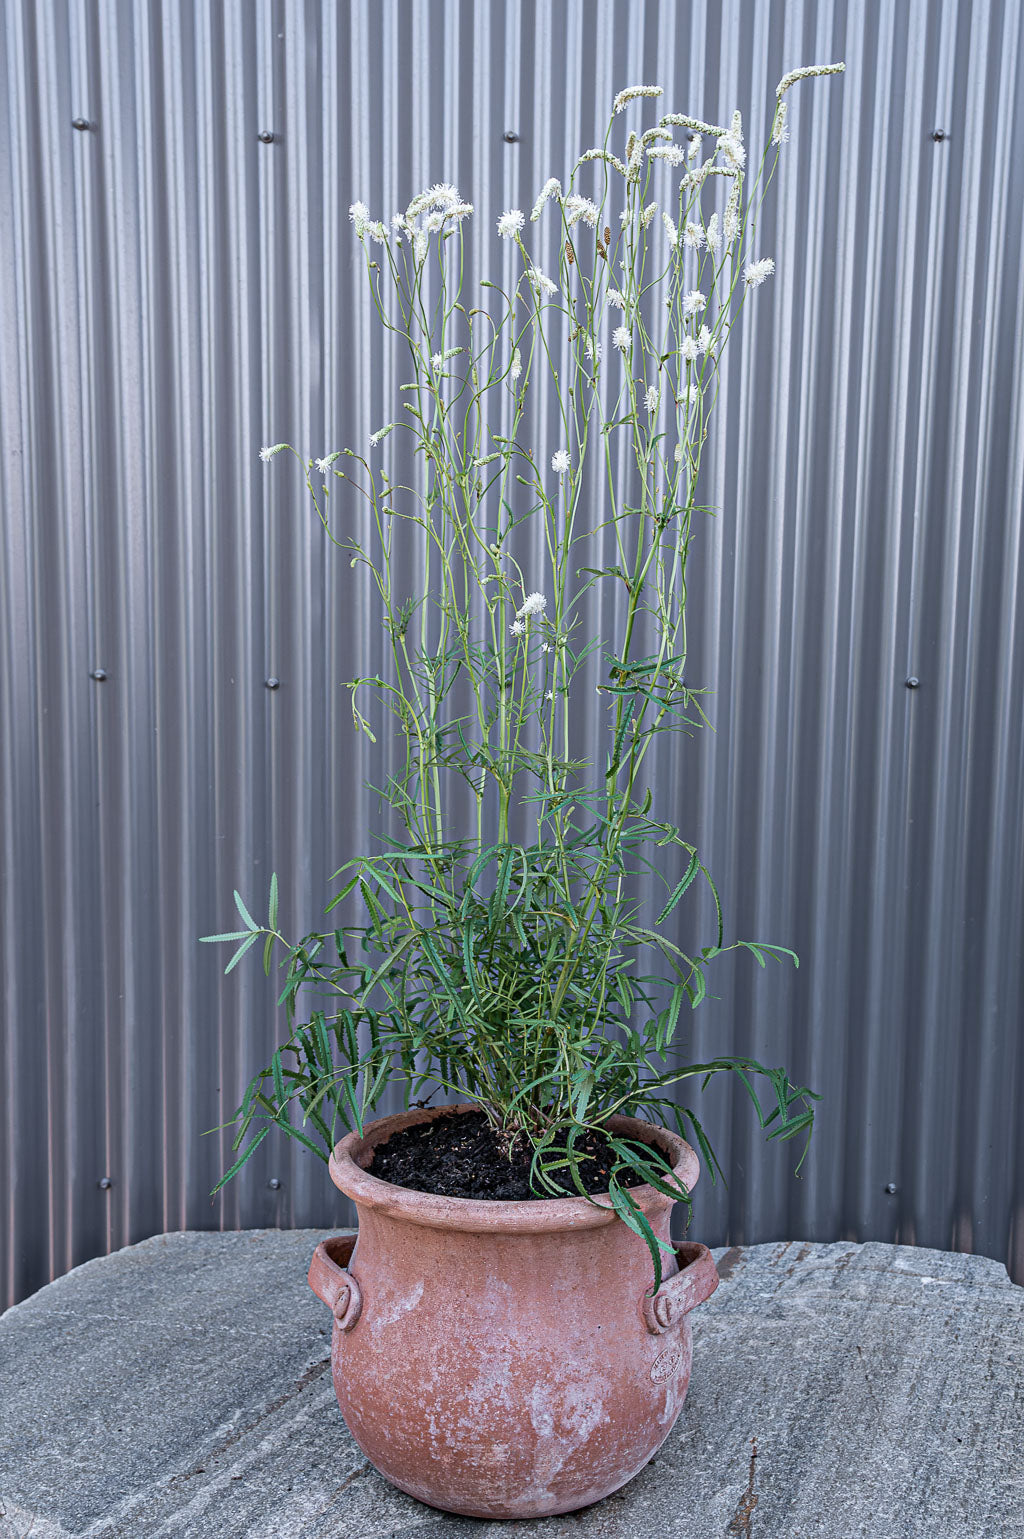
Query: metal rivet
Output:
[[258, 130, 276, 144], [89, 668, 108, 682], [884, 1182, 898, 1195], [931, 129, 947, 142], [98, 1176, 113, 1190], [265, 676, 280, 690], [268, 1177, 282, 1190], [72, 117, 91, 132], [906, 676, 920, 689], [503, 129, 519, 143]]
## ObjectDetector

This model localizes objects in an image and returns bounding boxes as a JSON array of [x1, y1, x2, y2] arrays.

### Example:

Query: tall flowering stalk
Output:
[[208, 65, 844, 1281]]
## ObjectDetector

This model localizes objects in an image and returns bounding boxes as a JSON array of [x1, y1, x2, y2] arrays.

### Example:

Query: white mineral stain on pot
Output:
[[367, 1278, 424, 1337]]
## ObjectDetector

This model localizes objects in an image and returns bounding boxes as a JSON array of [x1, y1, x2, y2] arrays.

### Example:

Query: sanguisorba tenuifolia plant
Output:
[[205, 65, 844, 1285]]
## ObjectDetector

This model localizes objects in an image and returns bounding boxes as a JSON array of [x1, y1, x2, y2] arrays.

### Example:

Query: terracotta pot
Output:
[[307, 1103, 718, 1519]]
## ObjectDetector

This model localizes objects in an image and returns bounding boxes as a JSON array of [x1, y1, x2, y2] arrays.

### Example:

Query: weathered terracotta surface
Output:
[[307, 1104, 718, 1519]]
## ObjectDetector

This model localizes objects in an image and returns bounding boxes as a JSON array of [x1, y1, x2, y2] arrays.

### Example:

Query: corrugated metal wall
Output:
[[2, 0, 1022, 1311]]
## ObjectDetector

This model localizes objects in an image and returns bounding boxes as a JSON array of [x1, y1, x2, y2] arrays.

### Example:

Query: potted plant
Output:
[[205, 63, 844, 1520]]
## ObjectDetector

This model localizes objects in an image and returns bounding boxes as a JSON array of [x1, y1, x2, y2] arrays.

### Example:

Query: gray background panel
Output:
[[1, 0, 1022, 1309]]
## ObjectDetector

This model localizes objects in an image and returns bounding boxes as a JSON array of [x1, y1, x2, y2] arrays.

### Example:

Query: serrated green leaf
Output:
[[224, 931, 260, 974], [211, 1128, 268, 1195]]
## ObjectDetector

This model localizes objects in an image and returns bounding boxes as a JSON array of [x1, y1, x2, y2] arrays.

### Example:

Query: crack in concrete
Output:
[[176, 1357, 333, 1480], [725, 1436, 759, 1537]]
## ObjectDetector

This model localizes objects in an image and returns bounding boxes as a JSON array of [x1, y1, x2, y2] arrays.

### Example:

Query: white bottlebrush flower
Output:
[[517, 591, 547, 619], [526, 266, 557, 298], [510, 619, 526, 636], [259, 444, 286, 462], [658, 111, 727, 137], [314, 452, 341, 475], [680, 336, 699, 363], [717, 132, 746, 171], [640, 201, 658, 229], [743, 256, 776, 287], [406, 182, 461, 219], [509, 348, 522, 381], [531, 177, 562, 220], [348, 201, 371, 236], [776, 61, 846, 99], [424, 211, 446, 234], [682, 289, 706, 317], [625, 133, 643, 181], [606, 288, 628, 309], [705, 212, 720, 253], [369, 424, 395, 446], [366, 220, 389, 244], [723, 191, 740, 250], [584, 336, 602, 363], [551, 449, 570, 474], [662, 212, 679, 249], [612, 325, 631, 353], [644, 385, 660, 413], [646, 143, 688, 166], [430, 352, 444, 369], [577, 147, 628, 176], [497, 208, 525, 238], [445, 202, 474, 222], [772, 101, 790, 146], [613, 84, 663, 114], [391, 212, 410, 240], [619, 207, 632, 229], [697, 324, 712, 353], [563, 194, 600, 228], [413, 229, 429, 265], [683, 221, 705, 250], [688, 134, 701, 159]]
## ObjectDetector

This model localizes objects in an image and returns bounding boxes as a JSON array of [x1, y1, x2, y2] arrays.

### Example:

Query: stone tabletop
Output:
[[0, 1232, 1021, 1539]]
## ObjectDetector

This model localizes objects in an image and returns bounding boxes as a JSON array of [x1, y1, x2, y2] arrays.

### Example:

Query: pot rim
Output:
[[328, 1102, 700, 1233]]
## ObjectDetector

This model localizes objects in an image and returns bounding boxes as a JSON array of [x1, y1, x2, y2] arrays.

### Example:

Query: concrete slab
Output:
[[0, 1231, 1020, 1538]]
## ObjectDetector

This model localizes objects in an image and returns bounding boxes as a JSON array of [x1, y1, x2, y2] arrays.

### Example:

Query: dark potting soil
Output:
[[365, 1109, 663, 1201]]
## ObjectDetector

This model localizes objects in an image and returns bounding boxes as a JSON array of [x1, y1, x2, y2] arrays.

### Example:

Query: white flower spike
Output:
[[551, 449, 571, 474], [613, 85, 663, 114], [744, 257, 776, 288], [516, 592, 547, 619], [497, 209, 524, 238], [776, 62, 846, 99], [530, 178, 562, 221], [527, 266, 557, 298], [563, 194, 600, 228]]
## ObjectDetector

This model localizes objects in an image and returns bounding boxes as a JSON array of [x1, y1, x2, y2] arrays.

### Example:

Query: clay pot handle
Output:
[[642, 1241, 719, 1334], [308, 1232, 363, 1331]]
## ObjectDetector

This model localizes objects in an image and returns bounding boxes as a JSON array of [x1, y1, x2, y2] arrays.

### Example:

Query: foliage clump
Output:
[[208, 65, 844, 1282]]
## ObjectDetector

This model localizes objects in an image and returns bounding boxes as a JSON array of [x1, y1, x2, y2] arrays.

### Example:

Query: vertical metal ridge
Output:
[[3, 0, 1023, 1308]]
